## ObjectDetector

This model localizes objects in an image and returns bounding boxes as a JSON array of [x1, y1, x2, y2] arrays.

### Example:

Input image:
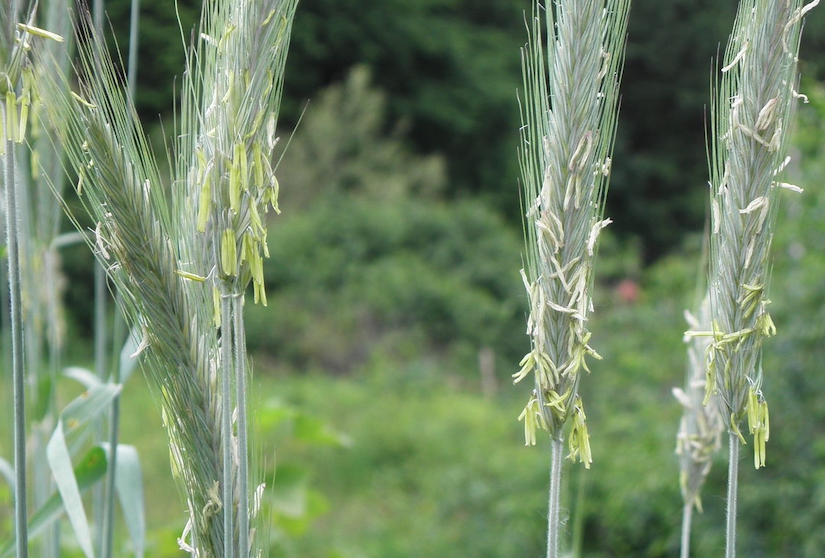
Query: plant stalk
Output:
[[93, 0, 104, 39], [101, 397, 120, 558], [91, 0, 109, 546], [6, 129, 29, 558], [220, 286, 235, 558], [726, 432, 740, 558], [127, 0, 140, 98], [233, 298, 249, 556], [101, 2, 139, 554], [547, 436, 564, 558], [680, 502, 693, 558]]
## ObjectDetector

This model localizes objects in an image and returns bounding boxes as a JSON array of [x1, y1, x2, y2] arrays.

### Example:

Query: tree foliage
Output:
[[102, 0, 825, 259]]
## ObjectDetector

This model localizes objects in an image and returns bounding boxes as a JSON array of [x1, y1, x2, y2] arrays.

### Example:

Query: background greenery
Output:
[[4, 1, 825, 556], [104, 0, 825, 259]]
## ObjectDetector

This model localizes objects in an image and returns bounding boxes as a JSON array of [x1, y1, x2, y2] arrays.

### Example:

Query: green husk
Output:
[[35, 1, 299, 555], [516, 0, 630, 463]]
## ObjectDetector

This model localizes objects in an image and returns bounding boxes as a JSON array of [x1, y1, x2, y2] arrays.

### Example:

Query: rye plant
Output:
[[675, 297, 723, 558], [34, 0, 299, 555], [695, 0, 818, 555], [6, 1, 74, 554], [3, 3, 150, 558], [514, 1, 630, 556], [1, 3, 58, 555]]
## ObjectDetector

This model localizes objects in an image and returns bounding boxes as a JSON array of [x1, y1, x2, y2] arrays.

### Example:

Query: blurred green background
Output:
[[14, 0, 825, 556]]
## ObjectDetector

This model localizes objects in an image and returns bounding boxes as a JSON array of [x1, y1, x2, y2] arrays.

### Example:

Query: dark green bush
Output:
[[246, 194, 527, 377]]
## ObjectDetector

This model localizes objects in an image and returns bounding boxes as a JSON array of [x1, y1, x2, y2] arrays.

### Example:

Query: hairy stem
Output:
[[726, 432, 740, 558], [547, 437, 564, 558], [220, 286, 235, 558], [233, 297, 249, 556], [6, 130, 29, 558], [680, 502, 693, 558], [127, 0, 140, 98]]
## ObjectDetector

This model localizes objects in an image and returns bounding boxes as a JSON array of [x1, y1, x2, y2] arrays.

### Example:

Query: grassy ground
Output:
[[116, 281, 697, 558]]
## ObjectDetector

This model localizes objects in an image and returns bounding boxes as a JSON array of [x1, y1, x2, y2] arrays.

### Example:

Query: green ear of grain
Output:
[[34, 2, 299, 555], [705, 1, 817, 556], [516, 0, 631, 458], [707, 0, 817, 466], [517, 2, 631, 557]]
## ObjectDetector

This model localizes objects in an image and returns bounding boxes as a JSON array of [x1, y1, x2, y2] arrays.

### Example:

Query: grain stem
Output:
[[547, 437, 564, 558], [5, 118, 29, 558], [517, 1, 630, 552], [726, 433, 740, 558]]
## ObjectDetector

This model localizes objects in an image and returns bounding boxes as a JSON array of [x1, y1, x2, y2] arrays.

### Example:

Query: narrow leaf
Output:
[[47, 422, 96, 557], [61, 383, 122, 435], [118, 326, 143, 383], [101, 443, 145, 557], [0, 447, 107, 557], [64, 366, 102, 389], [0, 457, 14, 488]]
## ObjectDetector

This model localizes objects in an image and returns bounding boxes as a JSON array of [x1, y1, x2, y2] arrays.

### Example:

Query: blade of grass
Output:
[[47, 423, 96, 558], [0, 447, 107, 558], [100, 443, 145, 558]]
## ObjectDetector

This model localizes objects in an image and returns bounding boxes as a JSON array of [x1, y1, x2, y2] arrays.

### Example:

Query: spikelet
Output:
[[706, 0, 816, 467], [35, 1, 299, 556], [516, 0, 630, 459]]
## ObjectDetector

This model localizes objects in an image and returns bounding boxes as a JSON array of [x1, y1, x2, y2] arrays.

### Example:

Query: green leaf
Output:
[[61, 383, 122, 436], [30, 383, 120, 558], [47, 420, 95, 557], [293, 413, 351, 448], [118, 327, 143, 384], [101, 443, 145, 557], [0, 457, 14, 489], [0, 447, 107, 557], [64, 366, 102, 389]]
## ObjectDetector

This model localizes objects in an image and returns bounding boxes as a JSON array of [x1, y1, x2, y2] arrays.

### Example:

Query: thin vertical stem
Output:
[[91, 1, 109, 548], [220, 287, 235, 558], [233, 298, 249, 556], [547, 437, 564, 558], [93, 0, 104, 40], [680, 502, 693, 558], [726, 432, 740, 558], [101, 400, 120, 558], [94, 267, 107, 381], [92, 251, 107, 552], [6, 130, 29, 558], [127, 0, 140, 99]]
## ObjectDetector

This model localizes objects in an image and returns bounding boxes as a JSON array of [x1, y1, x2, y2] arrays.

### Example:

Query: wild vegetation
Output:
[[2, 0, 825, 557]]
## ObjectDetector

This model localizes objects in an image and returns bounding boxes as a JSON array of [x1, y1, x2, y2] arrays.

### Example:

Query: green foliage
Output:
[[248, 68, 526, 378], [266, 373, 548, 558], [276, 65, 447, 207], [101, 0, 199, 120], [247, 193, 526, 376], [611, 0, 738, 258], [96, 0, 825, 260], [283, 0, 524, 210], [0, 447, 108, 558]]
